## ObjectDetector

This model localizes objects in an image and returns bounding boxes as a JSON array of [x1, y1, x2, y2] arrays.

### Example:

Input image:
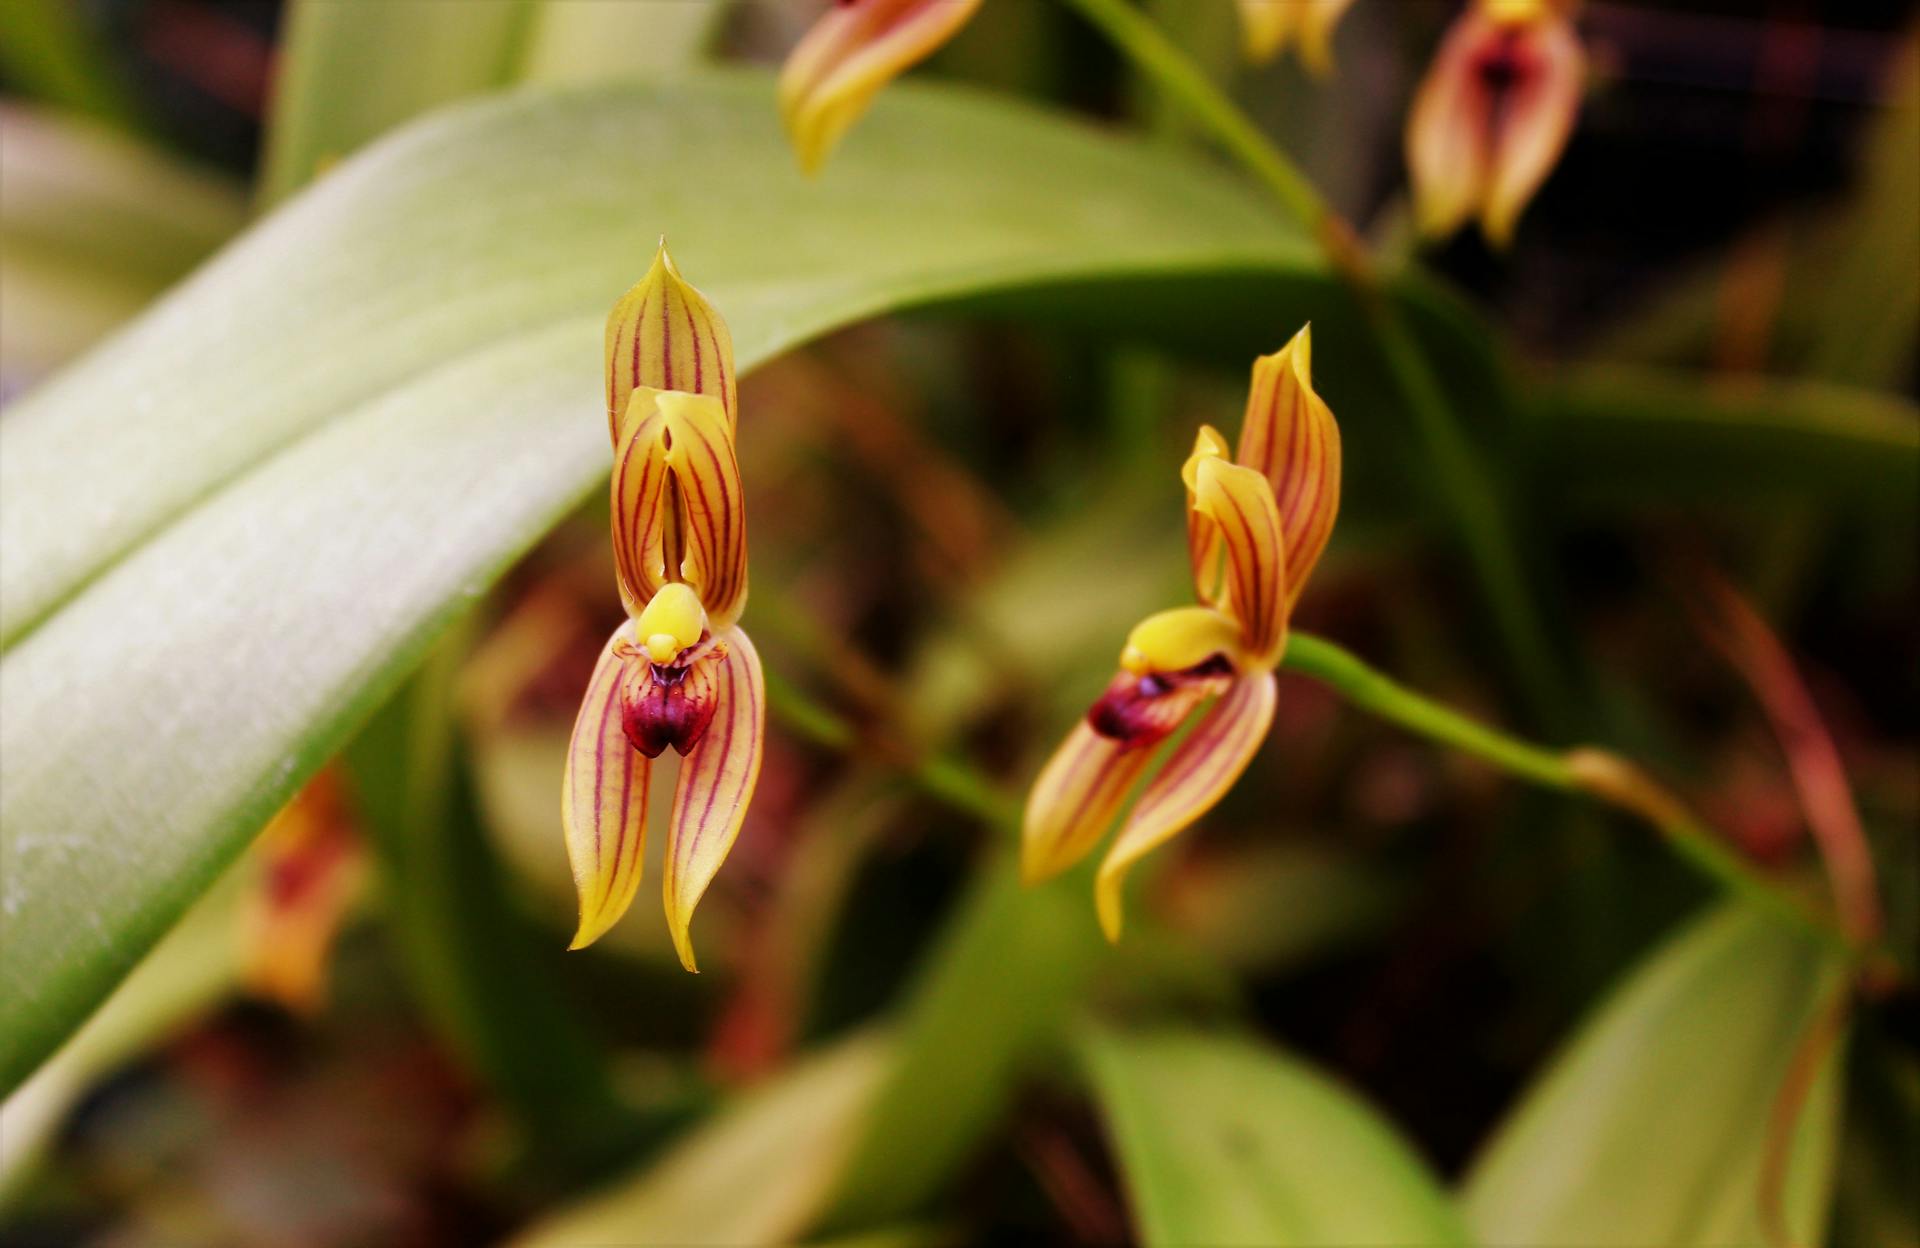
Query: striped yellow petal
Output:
[[611, 388, 747, 627], [1095, 672, 1278, 942], [1182, 425, 1231, 607], [663, 626, 766, 973], [564, 623, 653, 950], [1191, 456, 1288, 668], [1236, 325, 1341, 610], [778, 0, 984, 176], [1022, 719, 1161, 885], [605, 241, 736, 441]]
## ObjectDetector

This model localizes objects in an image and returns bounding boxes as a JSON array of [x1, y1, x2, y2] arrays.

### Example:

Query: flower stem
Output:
[[1059, 0, 1569, 721], [1280, 633, 1853, 954]]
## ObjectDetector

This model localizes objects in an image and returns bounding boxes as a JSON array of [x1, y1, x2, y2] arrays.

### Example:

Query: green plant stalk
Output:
[[1059, 0, 1568, 721], [1279, 635, 1851, 955]]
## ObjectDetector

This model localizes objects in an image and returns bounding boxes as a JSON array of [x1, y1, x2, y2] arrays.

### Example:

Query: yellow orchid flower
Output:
[[1023, 325, 1341, 941], [1405, 0, 1585, 246], [1237, 0, 1357, 74], [778, 0, 984, 176], [566, 244, 765, 972], [240, 769, 365, 1013]]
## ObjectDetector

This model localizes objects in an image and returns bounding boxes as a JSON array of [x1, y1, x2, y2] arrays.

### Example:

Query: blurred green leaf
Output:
[[1081, 1026, 1471, 1247], [0, 0, 137, 127], [512, 1033, 892, 1247], [260, 0, 536, 205], [260, 0, 723, 205], [345, 627, 640, 1185], [818, 859, 1110, 1230], [0, 106, 244, 386], [1462, 903, 1848, 1246], [0, 71, 1322, 1094], [1524, 365, 1920, 515]]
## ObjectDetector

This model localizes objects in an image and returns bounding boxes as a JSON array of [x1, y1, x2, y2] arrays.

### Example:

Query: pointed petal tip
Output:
[[1094, 867, 1128, 944]]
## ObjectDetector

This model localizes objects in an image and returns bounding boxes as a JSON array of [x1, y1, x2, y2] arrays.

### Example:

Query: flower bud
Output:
[[1405, 0, 1584, 245]]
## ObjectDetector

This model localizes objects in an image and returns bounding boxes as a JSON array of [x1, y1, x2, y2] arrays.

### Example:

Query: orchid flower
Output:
[[779, 0, 984, 175], [1023, 326, 1341, 941], [565, 243, 765, 972], [1405, 0, 1585, 246], [1237, 0, 1357, 74]]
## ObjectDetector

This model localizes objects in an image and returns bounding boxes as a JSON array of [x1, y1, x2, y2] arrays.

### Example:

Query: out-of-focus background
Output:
[[1, 2, 1915, 1245]]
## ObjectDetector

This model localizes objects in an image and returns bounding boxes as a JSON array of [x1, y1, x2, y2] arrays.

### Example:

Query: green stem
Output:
[[1280, 634, 1852, 954], [1059, 0, 1568, 721]]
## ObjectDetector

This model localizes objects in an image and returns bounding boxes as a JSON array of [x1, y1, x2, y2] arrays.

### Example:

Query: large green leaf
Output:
[[0, 72, 1321, 1092], [1081, 1026, 1471, 1247], [1462, 902, 1848, 1246], [512, 1034, 892, 1247]]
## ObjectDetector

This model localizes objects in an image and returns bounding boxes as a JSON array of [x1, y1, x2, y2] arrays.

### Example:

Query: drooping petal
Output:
[[1478, 11, 1584, 246], [663, 626, 766, 973], [1405, 0, 1585, 246], [1191, 456, 1287, 667], [778, 0, 984, 175], [1236, 326, 1341, 607], [1182, 425, 1231, 607], [605, 241, 736, 440], [1237, 0, 1356, 74], [1022, 720, 1161, 885], [564, 623, 653, 950], [1095, 672, 1278, 942], [610, 388, 746, 626], [1236, 0, 1291, 64]]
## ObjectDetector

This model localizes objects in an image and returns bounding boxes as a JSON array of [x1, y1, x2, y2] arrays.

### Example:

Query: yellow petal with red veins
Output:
[[663, 626, 766, 972], [1182, 425, 1231, 607], [1191, 456, 1287, 667], [1022, 720, 1161, 885], [605, 241, 736, 441], [778, 0, 984, 176], [1095, 672, 1278, 942], [611, 388, 747, 628], [564, 624, 653, 950], [1236, 325, 1341, 608]]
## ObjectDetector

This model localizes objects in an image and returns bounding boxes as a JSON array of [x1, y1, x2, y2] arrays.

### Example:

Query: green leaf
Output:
[[818, 859, 1110, 1231], [0, 107, 244, 385], [0, 0, 138, 127], [1462, 902, 1849, 1246], [1524, 364, 1920, 515], [0, 72, 1318, 1093], [512, 1034, 893, 1248], [260, 0, 722, 206], [1081, 1026, 1471, 1247], [259, 0, 537, 205]]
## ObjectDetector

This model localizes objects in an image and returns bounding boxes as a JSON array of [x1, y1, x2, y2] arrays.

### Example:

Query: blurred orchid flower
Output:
[[241, 770, 365, 1012], [1237, 0, 1356, 74], [566, 243, 765, 972], [1405, 0, 1584, 246], [1024, 326, 1341, 940], [779, 0, 984, 175]]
